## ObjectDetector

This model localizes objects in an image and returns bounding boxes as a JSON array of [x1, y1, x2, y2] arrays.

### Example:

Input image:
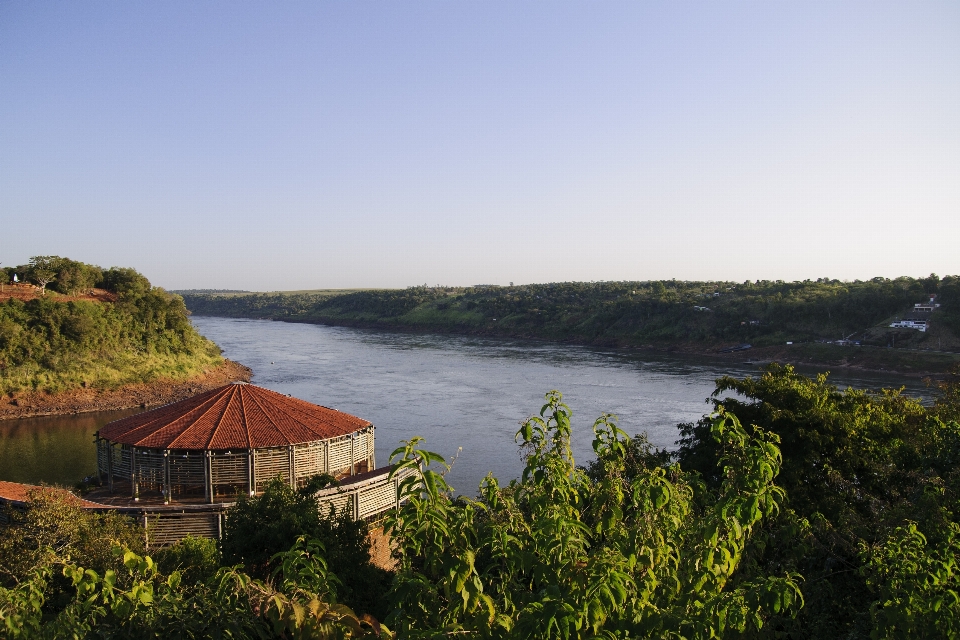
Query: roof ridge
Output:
[[244, 387, 302, 446], [202, 385, 239, 450], [99, 386, 223, 441], [239, 385, 251, 448], [256, 389, 322, 440], [166, 388, 235, 449]]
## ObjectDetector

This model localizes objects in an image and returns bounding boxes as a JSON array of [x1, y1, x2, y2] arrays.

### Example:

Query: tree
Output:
[[50, 258, 102, 296], [383, 391, 802, 638], [222, 476, 392, 619], [26, 256, 59, 295], [675, 364, 960, 638]]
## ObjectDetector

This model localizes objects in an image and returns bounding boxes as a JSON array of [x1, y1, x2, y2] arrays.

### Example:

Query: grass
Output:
[[1, 343, 223, 395]]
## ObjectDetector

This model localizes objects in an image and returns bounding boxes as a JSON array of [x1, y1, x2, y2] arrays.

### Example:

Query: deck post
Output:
[[163, 450, 170, 504], [107, 442, 114, 492], [94, 435, 102, 484], [131, 447, 139, 501], [394, 474, 400, 512], [288, 445, 296, 489], [206, 451, 214, 503], [247, 449, 255, 496]]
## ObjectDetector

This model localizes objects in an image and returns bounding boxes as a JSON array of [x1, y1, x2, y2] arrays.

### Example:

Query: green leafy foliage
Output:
[[0, 259, 221, 393], [4, 382, 958, 637], [862, 522, 960, 639], [153, 535, 222, 585], [222, 476, 392, 618], [0, 544, 385, 639], [383, 391, 802, 638], [0, 491, 385, 638], [182, 277, 960, 356], [676, 364, 960, 638], [0, 487, 144, 590]]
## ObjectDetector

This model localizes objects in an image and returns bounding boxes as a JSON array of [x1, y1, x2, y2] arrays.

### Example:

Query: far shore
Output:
[[0, 359, 252, 421], [257, 315, 960, 380]]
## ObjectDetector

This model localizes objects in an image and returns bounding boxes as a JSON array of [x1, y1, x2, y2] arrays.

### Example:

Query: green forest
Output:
[[0, 257, 222, 394], [181, 276, 960, 372], [2, 366, 959, 638]]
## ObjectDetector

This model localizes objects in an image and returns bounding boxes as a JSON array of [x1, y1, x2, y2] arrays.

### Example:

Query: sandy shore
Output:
[[0, 359, 252, 420]]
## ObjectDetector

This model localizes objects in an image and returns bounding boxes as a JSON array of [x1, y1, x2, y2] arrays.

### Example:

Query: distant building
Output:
[[890, 318, 928, 332]]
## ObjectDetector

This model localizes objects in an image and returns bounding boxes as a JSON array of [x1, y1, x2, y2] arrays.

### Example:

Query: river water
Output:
[[0, 317, 934, 494]]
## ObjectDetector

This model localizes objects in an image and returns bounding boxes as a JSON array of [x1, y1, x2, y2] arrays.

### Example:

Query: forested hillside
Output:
[[183, 275, 960, 354], [0, 257, 222, 394]]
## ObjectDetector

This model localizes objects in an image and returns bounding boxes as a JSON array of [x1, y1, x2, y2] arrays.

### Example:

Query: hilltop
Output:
[[182, 275, 960, 377], [0, 257, 249, 418]]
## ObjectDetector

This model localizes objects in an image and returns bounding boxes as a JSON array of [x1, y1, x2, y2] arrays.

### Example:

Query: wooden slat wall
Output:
[[97, 440, 109, 478], [254, 447, 289, 490], [328, 437, 353, 474], [145, 512, 221, 548], [112, 444, 131, 478], [294, 441, 325, 485], [135, 450, 165, 490], [318, 493, 353, 517], [358, 480, 396, 519], [212, 454, 248, 485], [354, 430, 369, 460], [212, 453, 249, 500], [168, 453, 205, 497]]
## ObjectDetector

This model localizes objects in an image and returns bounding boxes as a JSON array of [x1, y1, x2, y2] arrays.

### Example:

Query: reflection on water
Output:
[[1, 317, 933, 494], [0, 409, 141, 487]]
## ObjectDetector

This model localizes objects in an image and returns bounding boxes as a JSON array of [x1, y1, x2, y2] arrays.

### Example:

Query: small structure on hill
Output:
[[95, 382, 376, 504]]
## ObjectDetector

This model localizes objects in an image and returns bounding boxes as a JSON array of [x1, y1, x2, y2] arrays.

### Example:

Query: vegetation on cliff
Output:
[[0, 257, 221, 394], [182, 275, 960, 356]]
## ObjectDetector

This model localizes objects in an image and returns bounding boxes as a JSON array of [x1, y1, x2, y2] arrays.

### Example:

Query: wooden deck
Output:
[[1, 464, 416, 548]]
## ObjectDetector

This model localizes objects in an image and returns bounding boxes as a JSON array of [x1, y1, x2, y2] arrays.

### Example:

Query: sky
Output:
[[1, 2, 958, 290]]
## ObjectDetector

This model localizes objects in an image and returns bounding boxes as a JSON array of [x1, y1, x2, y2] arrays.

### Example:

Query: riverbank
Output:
[[0, 359, 252, 420], [238, 312, 958, 379], [181, 279, 960, 379]]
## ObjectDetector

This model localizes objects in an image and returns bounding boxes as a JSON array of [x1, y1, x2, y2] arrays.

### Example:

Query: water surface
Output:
[[189, 318, 931, 494], [0, 409, 141, 487], [1, 317, 932, 494]]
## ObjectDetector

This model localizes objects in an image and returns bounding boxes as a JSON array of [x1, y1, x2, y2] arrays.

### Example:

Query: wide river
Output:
[[1, 317, 934, 494]]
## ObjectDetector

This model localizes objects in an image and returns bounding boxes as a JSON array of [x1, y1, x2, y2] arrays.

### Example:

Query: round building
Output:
[[95, 382, 375, 504]]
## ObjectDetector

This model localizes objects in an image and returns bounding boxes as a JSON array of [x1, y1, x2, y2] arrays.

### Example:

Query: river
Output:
[[0, 317, 934, 494]]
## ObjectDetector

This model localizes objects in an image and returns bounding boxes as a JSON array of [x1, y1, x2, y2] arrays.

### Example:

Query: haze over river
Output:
[[1, 317, 934, 493]]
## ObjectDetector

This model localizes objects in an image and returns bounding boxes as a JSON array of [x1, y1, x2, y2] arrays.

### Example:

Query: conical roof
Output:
[[98, 383, 371, 450]]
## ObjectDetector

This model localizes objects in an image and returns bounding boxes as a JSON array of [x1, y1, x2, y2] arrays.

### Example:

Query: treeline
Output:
[[0, 257, 221, 394], [2, 367, 959, 637], [182, 275, 960, 350]]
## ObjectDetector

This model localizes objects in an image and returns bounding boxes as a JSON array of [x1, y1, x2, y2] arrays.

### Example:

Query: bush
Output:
[[153, 535, 221, 585], [222, 477, 392, 618]]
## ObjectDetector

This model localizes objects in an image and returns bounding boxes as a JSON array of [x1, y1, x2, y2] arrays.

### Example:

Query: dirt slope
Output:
[[0, 360, 252, 420]]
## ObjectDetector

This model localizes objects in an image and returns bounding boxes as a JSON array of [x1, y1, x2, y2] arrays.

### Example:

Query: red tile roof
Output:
[[98, 383, 372, 450]]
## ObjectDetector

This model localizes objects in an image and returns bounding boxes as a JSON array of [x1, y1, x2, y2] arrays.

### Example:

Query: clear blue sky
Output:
[[1, 2, 958, 290]]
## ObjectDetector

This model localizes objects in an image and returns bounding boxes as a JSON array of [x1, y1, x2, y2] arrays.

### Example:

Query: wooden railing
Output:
[[126, 464, 413, 547], [2, 464, 417, 548]]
